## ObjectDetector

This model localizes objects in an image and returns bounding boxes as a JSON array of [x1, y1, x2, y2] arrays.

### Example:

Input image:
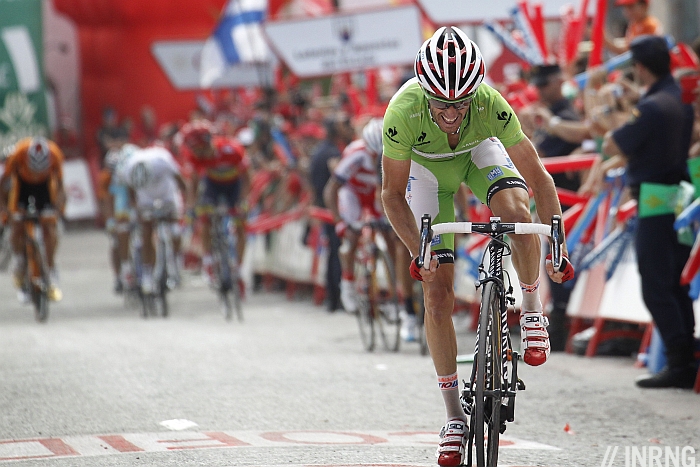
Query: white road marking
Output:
[[159, 419, 199, 430]]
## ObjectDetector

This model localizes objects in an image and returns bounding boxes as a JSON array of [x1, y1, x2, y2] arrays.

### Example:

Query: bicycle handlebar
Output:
[[418, 214, 564, 270]]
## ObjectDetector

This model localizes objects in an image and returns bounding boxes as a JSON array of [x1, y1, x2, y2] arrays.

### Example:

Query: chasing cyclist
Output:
[[380, 26, 574, 466], [0, 137, 66, 302], [118, 146, 188, 294], [323, 118, 416, 339], [178, 121, 250, 287]]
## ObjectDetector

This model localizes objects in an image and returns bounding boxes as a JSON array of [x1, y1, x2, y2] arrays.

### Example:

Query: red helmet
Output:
[[178, 121, 214, 153]]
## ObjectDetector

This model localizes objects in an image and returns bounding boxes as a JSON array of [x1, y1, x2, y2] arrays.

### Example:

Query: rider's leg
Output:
[[140, 219, 156, 292], [140, 220, 155, 267], [199, 214, 215, 282], [422, 263, 464, 419], [339, 228, 360, 312], [40, 215, 58, 270], [235, 221, 246, 264], [41, 215, 62, 301], [489, 188, 549, 366], [488, 188, 540, 285], [10, 216, 26, 286]]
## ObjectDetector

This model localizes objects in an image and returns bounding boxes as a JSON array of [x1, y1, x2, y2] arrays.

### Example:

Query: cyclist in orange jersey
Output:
[[0, 136, 66, 302]]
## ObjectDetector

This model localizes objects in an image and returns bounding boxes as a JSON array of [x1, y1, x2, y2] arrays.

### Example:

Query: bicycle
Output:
[[353, 219, 402, 352], [418, 214, 564, 467], [208, 205, 244, 322], [17, 196, 53, 323], [137, 202, 179, 318]]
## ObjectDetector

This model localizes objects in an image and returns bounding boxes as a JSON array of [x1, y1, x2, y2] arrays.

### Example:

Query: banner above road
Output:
[[152, 40, 274, 89], [263, 5, 422, 78], [416, 0, 594, 24]]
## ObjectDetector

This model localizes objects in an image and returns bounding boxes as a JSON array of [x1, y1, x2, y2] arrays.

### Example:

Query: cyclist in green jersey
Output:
[[380, 26, 575, 467]]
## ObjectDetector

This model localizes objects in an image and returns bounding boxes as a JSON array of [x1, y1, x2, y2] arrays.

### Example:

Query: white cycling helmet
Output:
[[361, 118, 383, 156], [27, 137, 50, 173], [414, 26, 485, 101], [106, 143, 139, 172]]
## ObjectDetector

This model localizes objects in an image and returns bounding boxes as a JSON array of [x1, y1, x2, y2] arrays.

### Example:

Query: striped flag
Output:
[[199, 0, 271, 88]]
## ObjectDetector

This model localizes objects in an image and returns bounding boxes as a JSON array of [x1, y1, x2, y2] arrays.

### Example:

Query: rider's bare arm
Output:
[[381, 156, 420, 258]]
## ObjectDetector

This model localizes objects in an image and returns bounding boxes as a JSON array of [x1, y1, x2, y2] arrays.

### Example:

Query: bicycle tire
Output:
[[474, 281, 503, 467], [354, 242, 375, 352], [157, 281, 169, 318], [155, 234, 169, 318], [31, 286, 49, 323], [374, 247, 400, 352]]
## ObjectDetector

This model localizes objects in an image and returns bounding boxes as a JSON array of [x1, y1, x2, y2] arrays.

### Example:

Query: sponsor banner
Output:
[[0, 0, 50, 150], [264, 6, 422, 77], [151, 40, 274, 90], [416, 0, 594, 23], [63, 159, 98, 220], [0, 430, 559, 463]]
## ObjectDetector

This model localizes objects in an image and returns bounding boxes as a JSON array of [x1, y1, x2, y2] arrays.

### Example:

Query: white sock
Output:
[[202, 255, 213, 266], [438, 372, 465, 421], [520, 278, 542, 312]]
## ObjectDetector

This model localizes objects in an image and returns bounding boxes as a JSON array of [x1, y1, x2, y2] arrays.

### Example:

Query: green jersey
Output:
[[382, 78, 528, 252], [383, 78, 525, 162]]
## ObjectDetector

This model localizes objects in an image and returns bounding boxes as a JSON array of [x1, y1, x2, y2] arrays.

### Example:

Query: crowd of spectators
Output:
[[72, 6, 700, 351]]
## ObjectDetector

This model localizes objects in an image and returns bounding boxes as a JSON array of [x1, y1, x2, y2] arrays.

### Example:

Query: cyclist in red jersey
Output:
[[178, 121, 250, 285]]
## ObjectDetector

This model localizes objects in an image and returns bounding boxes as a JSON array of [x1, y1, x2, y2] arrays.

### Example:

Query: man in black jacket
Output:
[[596, 35, 697, 388]]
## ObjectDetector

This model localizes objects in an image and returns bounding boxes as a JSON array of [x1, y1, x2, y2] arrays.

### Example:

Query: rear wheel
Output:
[[374, 248, 400, 352]]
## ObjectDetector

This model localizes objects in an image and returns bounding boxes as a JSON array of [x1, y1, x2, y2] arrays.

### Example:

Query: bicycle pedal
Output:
[[517, 379, 526, 391]]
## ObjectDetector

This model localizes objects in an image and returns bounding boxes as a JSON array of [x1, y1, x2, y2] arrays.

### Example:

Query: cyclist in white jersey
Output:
[[118, 146, 188, 294], [381, 26, 575, 467]]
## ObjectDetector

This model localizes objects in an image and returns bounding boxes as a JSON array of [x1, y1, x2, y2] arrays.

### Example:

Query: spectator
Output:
[[308, 115, 355, 313], [584, 35, 696, 388], [519, 64, 588, 351], [605, 0, 663, 55], [96, 106, 128, 166], [131, 105, 159, 148]]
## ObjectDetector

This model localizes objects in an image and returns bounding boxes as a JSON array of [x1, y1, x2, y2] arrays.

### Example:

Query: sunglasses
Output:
[[427, 96, 473, 110]]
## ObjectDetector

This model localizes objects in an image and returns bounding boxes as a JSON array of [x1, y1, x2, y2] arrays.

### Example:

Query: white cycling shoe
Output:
[[520, 310, 550, 366], [436, 418, 467, 467]]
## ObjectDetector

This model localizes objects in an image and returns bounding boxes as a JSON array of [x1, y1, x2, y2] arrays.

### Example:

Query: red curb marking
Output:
[[39, 438, 80, 456], [97, 435, 144, 452], [261, 431, 388, 445]]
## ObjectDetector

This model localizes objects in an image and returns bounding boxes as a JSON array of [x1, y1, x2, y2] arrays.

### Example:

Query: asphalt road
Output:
[[0, 227, 698, 467]]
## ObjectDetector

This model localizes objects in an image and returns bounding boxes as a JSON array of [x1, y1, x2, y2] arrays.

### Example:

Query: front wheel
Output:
[[354, 245, 375, 352], [32, 286, 48, 323], [473, 281, 503, 467], [373, 248, 400, 352]]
